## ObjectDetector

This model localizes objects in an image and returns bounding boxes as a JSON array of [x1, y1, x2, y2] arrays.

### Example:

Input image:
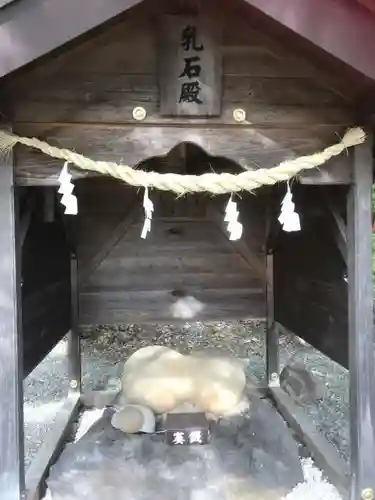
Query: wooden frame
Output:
[[0, 0, 375, 498], [265, 137, 375, 499], [25, 393, 80, 500], [24, 252, 81, 500], [0, 124, 24, 500], [2, 141, 375, 500], [347, 137, 375, 499]]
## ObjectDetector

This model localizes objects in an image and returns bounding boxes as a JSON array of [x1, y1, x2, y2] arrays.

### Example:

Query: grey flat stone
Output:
[[47, 398, 303, 500]]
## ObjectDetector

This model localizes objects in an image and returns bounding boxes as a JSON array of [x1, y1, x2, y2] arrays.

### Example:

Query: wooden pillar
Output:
[[266, 253, 279, 384], [266, 195, 280, 385], [347, 134, 375, 500], [67, 252, 81, 393], [0, 127, 24, 500]]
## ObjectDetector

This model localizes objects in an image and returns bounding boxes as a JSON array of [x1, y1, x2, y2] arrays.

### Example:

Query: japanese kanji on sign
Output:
[[159, 14, 222, 116]]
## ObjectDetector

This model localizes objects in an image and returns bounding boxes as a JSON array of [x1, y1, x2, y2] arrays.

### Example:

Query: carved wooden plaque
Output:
[[159, 15, 222, 117]]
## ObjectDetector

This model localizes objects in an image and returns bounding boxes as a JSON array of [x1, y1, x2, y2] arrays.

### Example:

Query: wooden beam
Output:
[[270, 387, 349, 494], [265, 203, 279, 383], [18, 191, 35, 249], [347, 135, 375, 500], [25, 394, 80, 500], [68, 254, 81, 394], [0, 0, 142, 78], [266, 254, 279, 383], [325, 196, 347, 264], [244, 0, 375, 82], [15, 125, 347, 187], [0, 124, 24, 500]]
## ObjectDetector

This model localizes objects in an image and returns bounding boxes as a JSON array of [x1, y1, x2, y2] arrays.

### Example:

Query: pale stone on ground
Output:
[[111, 404, 156, 434], [120, 345, 247, 416]]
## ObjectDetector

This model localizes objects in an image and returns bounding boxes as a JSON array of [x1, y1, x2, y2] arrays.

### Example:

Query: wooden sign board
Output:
[[159, 15, 222, 117], [165, 412, 211, 445]]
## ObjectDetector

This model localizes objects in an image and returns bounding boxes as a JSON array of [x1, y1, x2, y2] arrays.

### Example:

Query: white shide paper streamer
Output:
[[141, 187, 154, 239], [224, 195, 243, 240], [278, 183, 301, 232], [58, 162, 78, 215]]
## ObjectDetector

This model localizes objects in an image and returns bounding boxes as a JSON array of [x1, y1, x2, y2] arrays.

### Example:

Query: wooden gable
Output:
[[3, 0, 358, 186]]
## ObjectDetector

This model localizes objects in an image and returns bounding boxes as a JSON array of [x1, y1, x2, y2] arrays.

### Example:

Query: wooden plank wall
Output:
[[1, 0, 355, 185], [272, 185, 349, 367], [76, 177, 267, 325], [20, 188, 71, 376]]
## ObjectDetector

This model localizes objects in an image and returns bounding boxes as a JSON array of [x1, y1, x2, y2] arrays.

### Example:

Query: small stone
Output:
[[111, 406, 145, 433], [111, 405, 156, 434]]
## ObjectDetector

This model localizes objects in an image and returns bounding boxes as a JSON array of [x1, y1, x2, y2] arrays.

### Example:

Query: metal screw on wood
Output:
[[232, 108, 246, 123], [362, 488, 374, 500], [132, 106, 147, 121], [70, 380, 78, 390]]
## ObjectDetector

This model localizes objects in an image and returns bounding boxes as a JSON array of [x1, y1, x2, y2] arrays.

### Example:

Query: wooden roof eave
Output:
[[0, 0, 142, 79], [1, 0, 375, 87], [244, 0, 375, 83]]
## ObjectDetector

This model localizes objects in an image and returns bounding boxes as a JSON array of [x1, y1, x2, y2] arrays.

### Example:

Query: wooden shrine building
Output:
[[0, 0, 375, 499]]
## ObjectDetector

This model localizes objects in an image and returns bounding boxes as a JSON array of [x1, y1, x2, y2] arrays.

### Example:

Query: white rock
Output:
[[120, 346, 246, 417], [169, 295, 205, 319]]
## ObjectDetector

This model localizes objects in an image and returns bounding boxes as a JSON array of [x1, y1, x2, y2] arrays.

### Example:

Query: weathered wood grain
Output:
[[79, 288, 266, 324], [4, 1, 354, 101], [14, 124, 351, 184], [347, 137, 375, 499], [273, 185, 349, 367], [159, 14, 222, 116], [76, 183, 267, 324], [298, 156, 352, 185], [5, 0, 355, 188], [90, 252, 261, 275], [208, 205, 266, 284], [21, 192, 71, 375], [0, 123, 24, 500], [11, 102, 350, 128], [78, 203, 141, 285], [9, 73, 349, 120], [83, 273, 264, 293]]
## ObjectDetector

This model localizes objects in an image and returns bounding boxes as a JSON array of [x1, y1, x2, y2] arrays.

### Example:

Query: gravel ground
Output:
[[23, 320, 349, 469]]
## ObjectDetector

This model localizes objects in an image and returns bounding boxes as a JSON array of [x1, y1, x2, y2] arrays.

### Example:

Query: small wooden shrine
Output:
[[0, 0, 375, 499]]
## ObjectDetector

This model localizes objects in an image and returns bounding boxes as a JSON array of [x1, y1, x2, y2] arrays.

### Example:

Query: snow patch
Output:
[[283, 458, 343, 500]]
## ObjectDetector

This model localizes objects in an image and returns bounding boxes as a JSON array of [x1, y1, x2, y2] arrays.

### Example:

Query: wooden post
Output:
[[63, 217, 81, 394], [266, 253, 279, 384], [0, 126, 24, 500], [347, 134, 375, 500], [266, 197, 279, 385], [68, 252, 81, 393]]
